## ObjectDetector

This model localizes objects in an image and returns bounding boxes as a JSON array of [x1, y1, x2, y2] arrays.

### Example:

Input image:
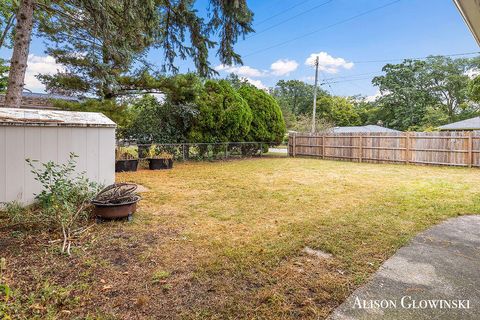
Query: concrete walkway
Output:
[[268, 147, 287, 154], [329, 215, 480, 320]]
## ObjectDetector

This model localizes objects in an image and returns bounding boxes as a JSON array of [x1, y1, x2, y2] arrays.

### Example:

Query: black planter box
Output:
[[115, 159, 139, 172], [148, 158, 173, 170]]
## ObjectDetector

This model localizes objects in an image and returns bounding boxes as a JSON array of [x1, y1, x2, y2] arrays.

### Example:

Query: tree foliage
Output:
[[0, 58, 8, 93], [33, 0, 253, 99], [119, 77, 287, 145], [238, 84, 286, 144], [372, 56, 480, 130], [0, 0, 15, 48], [271, 80, 329, 129], [469, 76, 480, 103], [189, 80, 252, 142], [122, 95, 197, 144], [316, 95, 361, 127], [52, 98, 133, 129]]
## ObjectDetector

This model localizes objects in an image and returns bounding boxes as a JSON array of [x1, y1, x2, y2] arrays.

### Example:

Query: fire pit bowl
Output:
[[92, 183, 141, 221]]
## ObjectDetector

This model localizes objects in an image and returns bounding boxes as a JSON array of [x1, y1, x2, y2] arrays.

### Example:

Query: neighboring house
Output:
[[438, 116, 480, 131], [0, 92, 80, 110], [453, 0, 480, 45], [332, 125, 400, 133]]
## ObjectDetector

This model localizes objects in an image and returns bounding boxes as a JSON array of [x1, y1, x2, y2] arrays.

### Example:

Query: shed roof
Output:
[[332, 125, 400, 133], [437, 116, 480, 131], [0, 108, 116, 128]]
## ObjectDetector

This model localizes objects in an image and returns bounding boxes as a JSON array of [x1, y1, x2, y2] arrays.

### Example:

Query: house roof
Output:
[[437, 116, 480, 130], [453, 0, 480, 46], [332, 125, 400, 133], [21, 92, 81, 102], [0, 108, 116, 128]]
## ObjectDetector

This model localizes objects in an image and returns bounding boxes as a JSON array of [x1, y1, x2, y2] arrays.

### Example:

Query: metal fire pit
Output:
[[92, 183, 141, 221]]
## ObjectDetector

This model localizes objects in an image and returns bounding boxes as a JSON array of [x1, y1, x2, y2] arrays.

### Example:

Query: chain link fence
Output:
[[116, 142, 271, 161]]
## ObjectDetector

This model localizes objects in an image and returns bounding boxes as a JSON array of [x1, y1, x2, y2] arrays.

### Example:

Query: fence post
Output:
[[292, 134, 296, 157], [358, 135, 363, 163], [321, 135, 325, 159], [182, 144, 186, 161], [468, 131, 473, 168], [225, 143, 228, 159], [259, 143, 263, 157], [405, 132, 411, 165]]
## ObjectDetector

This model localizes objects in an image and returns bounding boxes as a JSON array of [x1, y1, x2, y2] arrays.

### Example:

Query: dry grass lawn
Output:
[[2, 157, 480, 319]]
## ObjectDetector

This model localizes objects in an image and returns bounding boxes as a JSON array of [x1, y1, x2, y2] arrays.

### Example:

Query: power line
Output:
[[254, 0, 315, 26], [247, 0, 333, 39], [320, 51, 480, 82], [353, 51, 480, 64], [321, 76, 378, 85], [322, 71, 380, 81], [244, 0, 403, 58]]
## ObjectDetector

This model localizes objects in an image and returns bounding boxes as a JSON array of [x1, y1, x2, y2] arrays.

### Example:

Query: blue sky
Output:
[[1, 0, 478, 97]]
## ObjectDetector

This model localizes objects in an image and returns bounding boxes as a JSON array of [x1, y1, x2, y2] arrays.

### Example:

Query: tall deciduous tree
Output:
[[372, 56, 480, 130], [271, 79, 328, 129], [316, 95, 361, 126], [372, 60, 434, 131], [424, 56, 471, 120]]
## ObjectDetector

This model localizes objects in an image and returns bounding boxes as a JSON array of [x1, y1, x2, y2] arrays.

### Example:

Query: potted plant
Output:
[[147, 145, 174, 170], [115, 147, 139, 172], [92, 183, 141, 221]]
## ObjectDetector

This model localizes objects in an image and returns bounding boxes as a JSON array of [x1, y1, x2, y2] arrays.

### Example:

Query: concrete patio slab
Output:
[[329, 215, 480, 320]]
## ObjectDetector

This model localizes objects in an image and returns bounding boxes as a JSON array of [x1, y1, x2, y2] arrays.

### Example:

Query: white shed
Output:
[[0, 108, 116, 205]]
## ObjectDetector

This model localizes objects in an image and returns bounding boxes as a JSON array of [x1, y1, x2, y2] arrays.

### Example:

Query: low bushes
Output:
[[3, 153, 100, 255], [122, 78, 287, 147]]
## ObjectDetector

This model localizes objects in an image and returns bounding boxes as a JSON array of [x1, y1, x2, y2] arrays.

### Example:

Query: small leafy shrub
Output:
[[147, 145, 173, 159], [24, 153, 100, 255], [115, 146, 138, 160]]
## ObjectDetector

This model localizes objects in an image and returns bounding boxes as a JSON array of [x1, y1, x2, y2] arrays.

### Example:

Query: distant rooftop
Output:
[[0, 92, 82, 110], [0, 108, 116, 128], [20, 92, 81, 102], [438, 116, 480, 131], [332, 125, 400, 133]]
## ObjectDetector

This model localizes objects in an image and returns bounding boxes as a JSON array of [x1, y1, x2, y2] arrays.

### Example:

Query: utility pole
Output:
[[311, 56, 319, 133]]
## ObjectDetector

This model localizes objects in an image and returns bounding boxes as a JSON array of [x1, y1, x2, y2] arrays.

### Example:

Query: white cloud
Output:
[[242, 77, 267, 90], [305, 52, 354, 74], [215, 58, 299, 80], [270, 59, 299, 76], [24, 54, 65, 92], [215, 64, 265, 77]]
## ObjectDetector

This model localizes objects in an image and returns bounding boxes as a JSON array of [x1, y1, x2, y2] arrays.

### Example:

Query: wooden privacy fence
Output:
[[288, 132, 480, 168]]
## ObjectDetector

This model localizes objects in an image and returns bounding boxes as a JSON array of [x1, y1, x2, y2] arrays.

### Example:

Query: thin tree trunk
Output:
[[4, 0, 34, 108]]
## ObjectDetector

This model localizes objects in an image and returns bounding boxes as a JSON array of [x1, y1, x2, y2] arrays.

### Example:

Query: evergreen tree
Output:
[[4, 0, 253, 106]]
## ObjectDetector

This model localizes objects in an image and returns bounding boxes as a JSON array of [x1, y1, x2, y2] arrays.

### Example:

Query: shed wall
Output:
[[0, 126, 115, 204]]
